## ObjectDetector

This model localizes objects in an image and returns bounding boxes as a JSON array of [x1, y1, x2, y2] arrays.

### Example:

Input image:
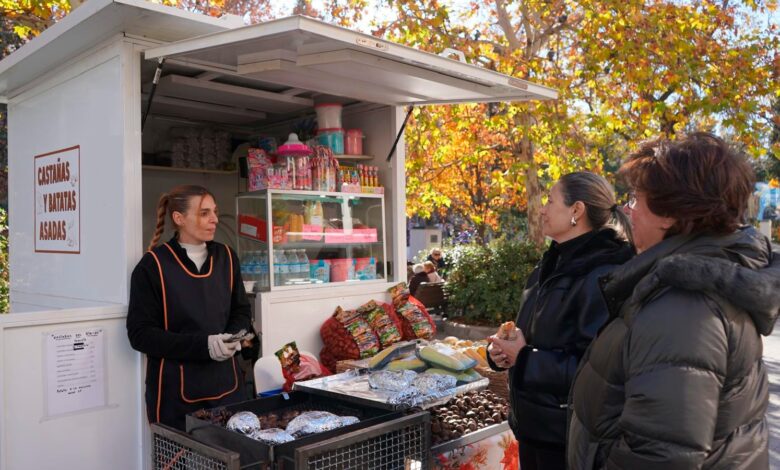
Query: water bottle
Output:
[[258, 250, 269, 289], [250, 251, 263, 291], [277, 249, 289, 285], [286, 249, 300, 284], [240, 252, 254, 283], [297, 249, 310, 283], [273, 250, 283, 286]]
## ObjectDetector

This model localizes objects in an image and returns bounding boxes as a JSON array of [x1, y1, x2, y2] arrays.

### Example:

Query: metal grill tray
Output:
[[185, 391, 403, 469], [293, 368, 489, 411]]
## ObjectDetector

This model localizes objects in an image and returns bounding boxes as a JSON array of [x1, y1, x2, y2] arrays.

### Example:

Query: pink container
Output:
[[344, 129, 363, 155], [330, 258, 355, 282]]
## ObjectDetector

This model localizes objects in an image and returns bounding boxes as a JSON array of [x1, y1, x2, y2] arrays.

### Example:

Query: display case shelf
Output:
[[236, 189, 387, 292], [239, 234, 383, 249]]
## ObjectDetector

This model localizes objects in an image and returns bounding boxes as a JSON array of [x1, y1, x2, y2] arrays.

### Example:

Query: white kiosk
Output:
[[0, 1, 556, 468]]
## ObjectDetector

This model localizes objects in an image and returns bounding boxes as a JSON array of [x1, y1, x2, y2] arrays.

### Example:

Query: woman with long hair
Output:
[[126, 185, 252, 430]]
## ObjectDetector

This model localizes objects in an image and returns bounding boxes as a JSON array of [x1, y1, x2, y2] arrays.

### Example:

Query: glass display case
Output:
[[236, 189, 386, 291]]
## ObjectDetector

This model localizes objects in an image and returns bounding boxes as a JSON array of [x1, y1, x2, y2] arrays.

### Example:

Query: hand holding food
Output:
[[487, 322, 527, 368], [497, 321, 518, 340]]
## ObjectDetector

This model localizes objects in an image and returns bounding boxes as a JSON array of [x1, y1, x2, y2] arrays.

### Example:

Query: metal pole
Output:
[[142, 58, 166, 131], [386, 105, 414, 162]]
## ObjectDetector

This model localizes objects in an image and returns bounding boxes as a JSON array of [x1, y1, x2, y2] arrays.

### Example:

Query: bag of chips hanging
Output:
[[387, 283, 436, 340], [357, 300, 403, 348]]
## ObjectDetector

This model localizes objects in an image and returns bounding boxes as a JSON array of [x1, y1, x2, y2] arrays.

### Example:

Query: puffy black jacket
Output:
[[489, 229, 633, 445], [568, 227, 780, 470]]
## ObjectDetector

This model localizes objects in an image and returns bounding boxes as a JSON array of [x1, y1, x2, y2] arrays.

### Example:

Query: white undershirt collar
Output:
[[180, 242, 208, 271]]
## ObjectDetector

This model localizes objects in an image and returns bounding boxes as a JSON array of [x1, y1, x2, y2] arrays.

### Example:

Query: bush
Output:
[[444, 238, 543, 326]]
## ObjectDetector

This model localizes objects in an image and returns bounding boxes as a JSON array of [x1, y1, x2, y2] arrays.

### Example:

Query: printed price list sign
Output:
[[44, 328, 106, 417]]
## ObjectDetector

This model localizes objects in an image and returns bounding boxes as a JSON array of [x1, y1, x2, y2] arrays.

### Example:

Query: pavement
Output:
[[765, 325, 780, 468]]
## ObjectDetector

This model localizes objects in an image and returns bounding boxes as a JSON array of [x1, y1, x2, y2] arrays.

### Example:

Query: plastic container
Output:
[[355, 257, 377, 280], [344, 129, 363, 155], [316, 128, 344, 155], [314, 103, 343, 129], [309, 259, 331, 283], [330, 258, 356, 282]]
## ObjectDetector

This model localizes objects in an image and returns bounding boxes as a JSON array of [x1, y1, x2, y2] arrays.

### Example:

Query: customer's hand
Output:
[[488, 341, 510, 368], [487, 329, 527, 368], [208, 334, 241, 361]]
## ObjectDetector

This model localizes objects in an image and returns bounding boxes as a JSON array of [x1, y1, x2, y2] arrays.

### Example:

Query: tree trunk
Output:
[[515, 113, 545, 247], [524, 159, 544, 246]]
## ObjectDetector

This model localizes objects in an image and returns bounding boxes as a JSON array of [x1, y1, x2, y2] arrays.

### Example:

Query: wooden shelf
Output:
[[142, 165, 237, 175], [333, 154, 374, 161]]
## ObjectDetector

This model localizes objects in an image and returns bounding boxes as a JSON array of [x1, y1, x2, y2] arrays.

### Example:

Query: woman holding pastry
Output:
[[487, 172, 633, 470]]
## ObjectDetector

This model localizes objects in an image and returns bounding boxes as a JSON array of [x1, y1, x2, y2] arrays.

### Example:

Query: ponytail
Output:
[[559, 172, 633, 244], [147, 193, 169, 252], [610, 205, 633, 245]]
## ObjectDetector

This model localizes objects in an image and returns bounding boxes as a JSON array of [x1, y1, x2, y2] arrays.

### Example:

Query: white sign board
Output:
[[44, 327, 106, 418], [34, 146, 80, 253]]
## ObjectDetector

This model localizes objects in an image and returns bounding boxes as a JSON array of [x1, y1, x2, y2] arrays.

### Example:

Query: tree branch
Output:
[[494, 0, 523, 51]]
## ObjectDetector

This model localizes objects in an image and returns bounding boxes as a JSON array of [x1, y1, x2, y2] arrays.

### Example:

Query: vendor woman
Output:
[[127, 185, 252, 430]]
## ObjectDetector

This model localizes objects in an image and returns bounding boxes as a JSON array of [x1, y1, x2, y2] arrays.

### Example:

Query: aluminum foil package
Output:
[[226, 411, 261, 435], [339, 416, 360, 426], [368, 370, 417, 391], [250, 428, 296, 445], [387, 387, 423, 406], [412, 372, 457, 395], [285, 411, 354, 437]]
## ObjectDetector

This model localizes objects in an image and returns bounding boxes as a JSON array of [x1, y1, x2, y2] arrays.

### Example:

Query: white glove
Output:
[[208, 333, 239, 361]]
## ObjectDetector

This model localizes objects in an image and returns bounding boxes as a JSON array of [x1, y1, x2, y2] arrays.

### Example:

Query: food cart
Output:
[[0, 0, 556, 468]]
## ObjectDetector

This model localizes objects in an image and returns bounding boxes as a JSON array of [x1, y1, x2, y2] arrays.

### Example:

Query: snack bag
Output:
[[275, 341, 301, 391], [335, 307, 380, 358], [358, 300, 402, 348], [387, 283, 436, 340], [318, 306, 381, 371]]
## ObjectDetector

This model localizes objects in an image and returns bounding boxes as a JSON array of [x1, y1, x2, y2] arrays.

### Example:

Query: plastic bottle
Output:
[[312, 201, 324, 229], [273, 250, 283, 286], [286, 249, 300, 284], [240, 252, 254, 283], [258, 250, 269, 289], [297, 249, 310, 282]]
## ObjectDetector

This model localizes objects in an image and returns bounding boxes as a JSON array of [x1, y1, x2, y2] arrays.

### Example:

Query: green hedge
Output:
[[444, 238, 543, 325]]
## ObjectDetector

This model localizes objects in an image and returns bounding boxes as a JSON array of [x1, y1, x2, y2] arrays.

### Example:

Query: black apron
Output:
[[145, 242, 245, 430]]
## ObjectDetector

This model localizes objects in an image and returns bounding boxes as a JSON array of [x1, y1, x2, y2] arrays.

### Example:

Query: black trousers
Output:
[[519, 438, 566, 470]]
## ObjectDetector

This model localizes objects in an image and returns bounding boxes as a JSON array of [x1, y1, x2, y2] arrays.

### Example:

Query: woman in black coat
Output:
[[488, 172, 634, 470], [568, 133, 779, 469]]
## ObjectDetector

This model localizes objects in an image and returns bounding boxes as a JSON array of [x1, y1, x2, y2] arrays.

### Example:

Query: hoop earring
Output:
[[570, 216, 577, 226]]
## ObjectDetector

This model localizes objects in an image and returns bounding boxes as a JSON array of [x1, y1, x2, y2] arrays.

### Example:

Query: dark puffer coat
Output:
[[568, 227, 780, 469], [489, 229, 633, 445]]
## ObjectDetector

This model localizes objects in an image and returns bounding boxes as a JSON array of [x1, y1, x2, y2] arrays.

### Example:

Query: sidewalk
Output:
[[764, 323, 780, 467]]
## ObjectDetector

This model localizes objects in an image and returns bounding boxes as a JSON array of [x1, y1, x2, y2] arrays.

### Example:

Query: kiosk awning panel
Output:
[[143, 16, 558, 106]]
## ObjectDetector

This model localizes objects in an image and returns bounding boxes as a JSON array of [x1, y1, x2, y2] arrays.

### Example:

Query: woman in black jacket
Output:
[[568, 133, 779, 469], [127, 185, 252, 430], [488, 172, 634, 470]]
